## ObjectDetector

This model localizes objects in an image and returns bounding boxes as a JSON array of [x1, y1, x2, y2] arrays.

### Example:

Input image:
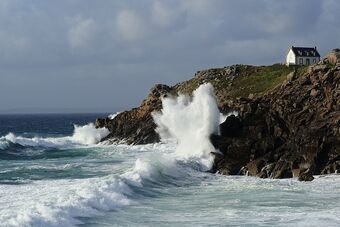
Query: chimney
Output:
[[314, 46, 317, 50]]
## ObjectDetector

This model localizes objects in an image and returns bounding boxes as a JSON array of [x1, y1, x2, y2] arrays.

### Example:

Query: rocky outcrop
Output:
[[96, 49, 340, 181], [96, 64, 293, 145], [95, 84, 172, 144], [323, 48, 340, 65], [211, 59, 340, 181]]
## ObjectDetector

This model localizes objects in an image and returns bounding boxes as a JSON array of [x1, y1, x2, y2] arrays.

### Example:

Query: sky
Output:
[[0, 0, 340, 113]]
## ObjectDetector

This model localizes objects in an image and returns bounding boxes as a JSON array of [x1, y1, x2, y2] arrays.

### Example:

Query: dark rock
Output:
[[322, 160, 340, 174], [310, 89, 320, 97], [299, 76, 311, 86], [95, 117, 110, 128], [310, 64, 328, 73], [298, 169, 314, 181], [211, 56, 340, 179], [96, 84, 172, 144], [219, 115, 242, 137], [272, 160, 293, 179]]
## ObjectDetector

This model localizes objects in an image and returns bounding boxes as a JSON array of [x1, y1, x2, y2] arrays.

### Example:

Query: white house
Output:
[[286, 46, 320, 66]]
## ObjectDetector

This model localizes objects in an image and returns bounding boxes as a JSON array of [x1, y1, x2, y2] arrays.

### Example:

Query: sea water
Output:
[[1, 85, 340, 226]]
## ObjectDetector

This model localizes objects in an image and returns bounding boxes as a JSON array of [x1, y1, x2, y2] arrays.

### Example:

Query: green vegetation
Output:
[[173, 64, 308, 105], [227, 64, 291, 97]]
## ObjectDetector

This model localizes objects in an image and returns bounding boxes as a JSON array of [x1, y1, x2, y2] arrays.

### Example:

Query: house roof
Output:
[[291, 46, 320, 57]]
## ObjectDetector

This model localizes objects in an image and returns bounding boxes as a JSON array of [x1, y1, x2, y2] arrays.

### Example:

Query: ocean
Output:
[[0, 112, 340, 226]]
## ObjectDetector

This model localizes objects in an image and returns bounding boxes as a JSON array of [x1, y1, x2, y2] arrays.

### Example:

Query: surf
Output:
[[0, 123, 109, 150]]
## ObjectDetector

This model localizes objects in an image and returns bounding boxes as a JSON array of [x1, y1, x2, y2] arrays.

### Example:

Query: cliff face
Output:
[[211, 60, 340, 180], [96, 49, 340, 180]]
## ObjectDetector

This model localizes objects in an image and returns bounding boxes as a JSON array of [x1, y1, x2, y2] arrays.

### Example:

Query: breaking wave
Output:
[[0, 141, 192, 226], [0, 123, 109, 150], [0, 84, 225, 226]]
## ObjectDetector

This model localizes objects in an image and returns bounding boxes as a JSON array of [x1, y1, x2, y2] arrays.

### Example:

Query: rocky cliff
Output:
[[96, 84, 171, 144], [97, 64, 295, 144], [96, 49, 340, 180], [211, 59, 340, 181]]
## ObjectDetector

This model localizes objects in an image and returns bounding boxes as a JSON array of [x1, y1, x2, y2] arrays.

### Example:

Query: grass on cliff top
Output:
[[174, 64, 307, 103], [227, 64, 295, 97]]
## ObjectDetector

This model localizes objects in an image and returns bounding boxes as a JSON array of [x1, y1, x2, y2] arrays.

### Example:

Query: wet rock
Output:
[[95, 117, 110, 128], [258, 163, 275, 178], [272, 160, 293, 179], [245, 159, 266, 176], [96, 84, 172, 144], [298, 169, 314, 181], [322, 160, 340, 174], [219, 115, 242, 137]]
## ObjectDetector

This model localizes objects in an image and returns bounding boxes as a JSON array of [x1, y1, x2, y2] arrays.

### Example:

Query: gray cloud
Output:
[[0, 0, 339, 113]]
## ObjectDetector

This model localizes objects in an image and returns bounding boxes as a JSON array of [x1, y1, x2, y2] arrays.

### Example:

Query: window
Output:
[[299, 58, 303, 65], [313, 59, 316, 63], [306, 59, 310, 65]]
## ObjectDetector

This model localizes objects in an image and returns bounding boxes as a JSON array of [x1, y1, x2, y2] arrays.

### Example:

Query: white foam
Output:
[[124, 153, 181, 185], [108, 112, 121, 120], [152, 83, 220, 170], [0, 142, 183, 227], [0, 176, 131, 227], [0, 140, 9, 150], [0, 133, 15, 150], [72, 123, 110, 145], [219, 111, 239, 124], [0, 123, 109, 149]]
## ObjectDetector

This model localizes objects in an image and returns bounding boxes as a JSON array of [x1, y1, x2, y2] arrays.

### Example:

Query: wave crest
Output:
[[0, 123, 109, 149]]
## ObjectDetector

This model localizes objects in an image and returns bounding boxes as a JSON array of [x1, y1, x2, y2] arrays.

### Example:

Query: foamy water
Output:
[[0, 123, 109, 149], [2, 135, 340, 226]]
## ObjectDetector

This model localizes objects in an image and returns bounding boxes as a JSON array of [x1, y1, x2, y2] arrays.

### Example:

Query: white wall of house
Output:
[[286, 49, 296, 65]]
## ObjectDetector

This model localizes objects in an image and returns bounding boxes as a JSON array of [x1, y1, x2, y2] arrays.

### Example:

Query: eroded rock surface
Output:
[[212, 60, 340, 181], [96, 84, 172, 144], [324, 48, 340, 65]]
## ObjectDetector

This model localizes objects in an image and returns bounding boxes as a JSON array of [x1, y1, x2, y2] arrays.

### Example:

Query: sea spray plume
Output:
[[72, 123, 109, 145], [152, 83, 220, 169]]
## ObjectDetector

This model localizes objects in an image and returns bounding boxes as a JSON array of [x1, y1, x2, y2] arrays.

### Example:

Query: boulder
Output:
[[324, 48, 340, 65], [298, 169, 314, 181], [310, 89, 320, 97]]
